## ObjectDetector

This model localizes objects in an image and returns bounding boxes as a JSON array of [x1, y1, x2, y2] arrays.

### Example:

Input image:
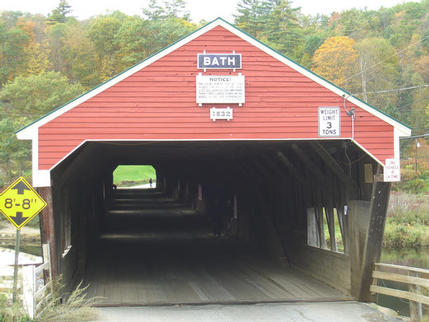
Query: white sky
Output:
[[0, 0, 408, 22]]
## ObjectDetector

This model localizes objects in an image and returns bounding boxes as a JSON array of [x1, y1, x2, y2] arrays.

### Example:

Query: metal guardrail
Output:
[[371, 262, 429, 321]]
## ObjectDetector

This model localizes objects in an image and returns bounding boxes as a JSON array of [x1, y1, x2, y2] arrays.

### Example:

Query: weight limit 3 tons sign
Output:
[[319, 106, 340, 137], [0, 177, 47, 229]]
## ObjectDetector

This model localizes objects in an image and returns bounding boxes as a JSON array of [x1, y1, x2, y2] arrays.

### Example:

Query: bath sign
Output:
[[198, 53, 241, 69], [196, 74, 245, 104], [0, 177, 47, 229], [318, 106, 340, 137]]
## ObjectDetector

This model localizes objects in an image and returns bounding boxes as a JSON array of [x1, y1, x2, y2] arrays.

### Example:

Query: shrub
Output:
[[383, 221, 423, 248], [38, 278, 98, 321], [392, 169, 429, 193], [0, 292, 31, 322]]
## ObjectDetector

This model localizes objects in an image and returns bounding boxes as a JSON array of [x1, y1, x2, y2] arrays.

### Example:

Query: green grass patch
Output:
[[113, 165, 156, 186], [383, 191, 429, 248]]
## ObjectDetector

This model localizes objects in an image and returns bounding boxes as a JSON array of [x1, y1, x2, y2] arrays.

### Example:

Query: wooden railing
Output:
[[371, 262, 429, 321], [0, 265, 18, 297], [0, 243, 52, 319]]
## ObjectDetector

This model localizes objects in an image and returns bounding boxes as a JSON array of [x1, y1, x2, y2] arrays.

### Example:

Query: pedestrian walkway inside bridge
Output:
[[84, 189, 349, 306]]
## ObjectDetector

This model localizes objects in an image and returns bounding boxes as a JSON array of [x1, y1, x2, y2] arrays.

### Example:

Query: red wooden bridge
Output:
[[16, 18, 411, 306]]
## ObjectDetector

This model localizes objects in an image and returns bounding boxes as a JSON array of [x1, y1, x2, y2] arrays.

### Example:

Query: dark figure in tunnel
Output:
[[206, 184, 232, 238]]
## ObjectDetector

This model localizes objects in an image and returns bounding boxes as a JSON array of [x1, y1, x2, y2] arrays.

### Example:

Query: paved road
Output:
[[93, 301, 403, 322]]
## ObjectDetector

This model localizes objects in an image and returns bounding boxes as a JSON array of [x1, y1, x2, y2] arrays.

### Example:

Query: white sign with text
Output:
[[318, 106, 340, 137], [196, 74, 245, 104], [384, 158, 401, 182], [210, 107, 233, 121]]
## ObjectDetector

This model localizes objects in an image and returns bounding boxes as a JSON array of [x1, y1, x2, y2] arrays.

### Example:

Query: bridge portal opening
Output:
[[47, 140, 379, 305], [113, 165, 157, 189]]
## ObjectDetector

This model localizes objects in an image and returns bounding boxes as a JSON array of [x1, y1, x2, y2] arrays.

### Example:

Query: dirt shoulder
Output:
[[0, 224, 41, 242]]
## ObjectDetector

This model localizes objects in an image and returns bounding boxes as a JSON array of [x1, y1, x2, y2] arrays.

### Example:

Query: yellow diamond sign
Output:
[[0, 177, 47, 230]]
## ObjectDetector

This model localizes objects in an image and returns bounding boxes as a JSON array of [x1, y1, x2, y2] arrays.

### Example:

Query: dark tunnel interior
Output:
[[47, 140, 378, 305]]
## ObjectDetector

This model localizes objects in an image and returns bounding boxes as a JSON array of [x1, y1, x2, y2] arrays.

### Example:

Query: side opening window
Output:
[[307, 206, 346, 254]]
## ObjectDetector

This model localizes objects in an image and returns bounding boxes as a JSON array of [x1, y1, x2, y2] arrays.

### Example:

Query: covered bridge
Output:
[[17, 18, 411, 305]]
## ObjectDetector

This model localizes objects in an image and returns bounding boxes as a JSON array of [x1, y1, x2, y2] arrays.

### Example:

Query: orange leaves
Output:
[[311, 36, 358, 89]]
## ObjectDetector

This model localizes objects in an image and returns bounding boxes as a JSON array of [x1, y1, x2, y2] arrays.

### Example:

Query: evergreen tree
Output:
[[234, 0, 271, 37], [264, 0, 304, 59], [48, 0, 72, 24]]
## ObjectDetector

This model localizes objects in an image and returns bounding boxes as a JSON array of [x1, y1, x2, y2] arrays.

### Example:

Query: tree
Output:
[[46, 22, 68, 73], [0, 71, 84, 116], [234, 0, 272, 37], [355, 37, 400, 109], [114, 17, 150, 69], [61, 24, 99, 88], [0, 24, 30, 84], [263, 0, 304, 60], [25, 42, 50, 75], [0, 116, 31, 186], [408, 88, 429, 135], [88, 15, 122, 80], [143, 17, 196, 57], [48, 0, 72, 24], [425, 103, 429, 131], [143, 0, 190, 20], [312, 36, 359, 92]]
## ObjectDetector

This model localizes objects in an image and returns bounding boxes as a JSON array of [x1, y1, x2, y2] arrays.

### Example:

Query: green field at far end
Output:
[[113, 165, 156, 185]]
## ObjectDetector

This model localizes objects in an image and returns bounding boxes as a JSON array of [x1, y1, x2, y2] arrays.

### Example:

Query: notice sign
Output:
[[318, 106, 340, 137], [196, 74, 245, 104], [197, 53, 241, 69], [384, 158, 401, 182]]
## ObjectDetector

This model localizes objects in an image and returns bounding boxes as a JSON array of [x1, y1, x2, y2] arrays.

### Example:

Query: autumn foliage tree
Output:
[[312, 36, 359, 92]]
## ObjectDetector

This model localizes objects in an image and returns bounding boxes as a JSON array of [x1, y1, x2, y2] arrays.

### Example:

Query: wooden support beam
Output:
[[258, 154, 287, 179], [336, 204, 349, 254], [291, 144, 326, 184], [310, 142, 359, 198], [358, 175, 391, 301], [276, 152, 306, 186], [325, 207, 337, 252], [237, 161, 263, 184], [249, 158, 276, 180], [37, 187, 57, 280], [314, 207, 327, 249]]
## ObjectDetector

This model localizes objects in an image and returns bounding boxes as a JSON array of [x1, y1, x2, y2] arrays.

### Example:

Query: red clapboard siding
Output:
[[38, 25, 395, 170]]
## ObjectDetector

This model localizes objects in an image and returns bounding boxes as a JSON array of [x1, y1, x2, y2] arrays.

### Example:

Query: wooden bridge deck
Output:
[[85, 236, 348, 306], [84, 189, 349, 306]]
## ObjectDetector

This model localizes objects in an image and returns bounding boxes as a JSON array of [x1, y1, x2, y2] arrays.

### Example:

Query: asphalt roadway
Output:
[[93, 301, 404, 322]]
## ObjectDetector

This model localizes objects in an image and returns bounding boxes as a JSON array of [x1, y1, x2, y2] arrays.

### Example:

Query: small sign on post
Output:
[[384, 158, 401, 182], [0, 177, 47, 304], [0, 177, 47, 229]]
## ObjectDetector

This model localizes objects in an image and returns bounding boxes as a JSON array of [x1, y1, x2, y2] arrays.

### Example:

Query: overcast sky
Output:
[[0, 0, 408, 22]]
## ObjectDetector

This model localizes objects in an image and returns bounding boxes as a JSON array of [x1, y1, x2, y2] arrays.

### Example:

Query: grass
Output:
[[113, 165, 156, 186], [322, 208, 344, 253], [0, 276, 97, 322], [39, 279, 97, 322], [383, 191, 429, 248]]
